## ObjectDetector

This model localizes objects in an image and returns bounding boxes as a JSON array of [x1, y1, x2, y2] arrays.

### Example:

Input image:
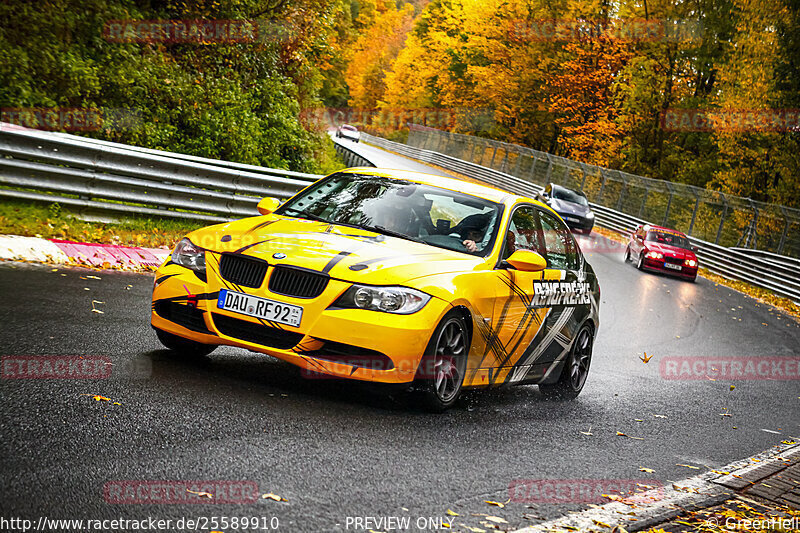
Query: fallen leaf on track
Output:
[[639, 352, 653, 363], [446, 509, 459, 516], [186, 489, 212, 498], [261, 493, 287, 502], [617, 431, 644, 440], [639, 467, 655, 473]]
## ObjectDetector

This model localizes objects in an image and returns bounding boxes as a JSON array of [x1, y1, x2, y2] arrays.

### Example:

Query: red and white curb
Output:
[[513, 440, 800, 532], [0, 235, 169, 270]]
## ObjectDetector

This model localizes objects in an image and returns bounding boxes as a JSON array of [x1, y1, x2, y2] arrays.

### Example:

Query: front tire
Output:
[[155, 328, 217, 357], [539, 325, 594, 400], [414, 314, 469, 412]]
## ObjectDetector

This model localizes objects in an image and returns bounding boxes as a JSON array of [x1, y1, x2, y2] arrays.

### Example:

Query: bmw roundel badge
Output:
[[273, 252, 287, 259]]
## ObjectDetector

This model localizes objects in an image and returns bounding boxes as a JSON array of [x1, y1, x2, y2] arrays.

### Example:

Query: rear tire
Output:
[[414, 314, 469, 412], [637, 251, 645, 270], [624, 246, 631, 263], [155, 328, 217, 357], [539, 325, 594, 400]]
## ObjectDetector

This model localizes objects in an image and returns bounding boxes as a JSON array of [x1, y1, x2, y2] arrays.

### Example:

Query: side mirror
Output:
[[257, 197, 281, 215], [505, 250, 547, 272], [692, 246, 699, 252]]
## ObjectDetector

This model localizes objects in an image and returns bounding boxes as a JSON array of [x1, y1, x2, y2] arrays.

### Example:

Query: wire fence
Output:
[[406, 124, 800, 258]]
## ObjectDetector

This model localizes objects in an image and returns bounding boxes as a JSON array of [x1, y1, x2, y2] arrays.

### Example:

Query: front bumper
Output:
[[556, 212, 594, 232], [150, 262, 450, 384], [642, 258, 698, 279]]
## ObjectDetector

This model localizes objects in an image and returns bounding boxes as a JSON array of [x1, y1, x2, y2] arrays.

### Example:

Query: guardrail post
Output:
[[662, 182, 674, 226], [579, 164, 588, 191], [715, 195, 728, 244], [597, 169, 608, 203], [528, 155, 538, 182], [489, 144, 498, 167], [777, 206, 790, 255], [637, 185, 649, 219], [468, 139, 477, 163], [544, 154, 553, 185], [615, 171, 627, 211], [513, 149, 523, 176], [687, 192, 701, 236]]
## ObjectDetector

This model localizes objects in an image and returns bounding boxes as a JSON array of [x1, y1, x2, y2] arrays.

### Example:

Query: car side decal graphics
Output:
[[529, 281, 592, 307]]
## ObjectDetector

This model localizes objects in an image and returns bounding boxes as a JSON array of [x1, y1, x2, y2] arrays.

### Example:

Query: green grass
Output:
[[0, 199, 206, 248]]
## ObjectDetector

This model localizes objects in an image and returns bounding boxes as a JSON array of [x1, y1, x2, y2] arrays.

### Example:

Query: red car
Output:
[[624, 224, 698, 282]]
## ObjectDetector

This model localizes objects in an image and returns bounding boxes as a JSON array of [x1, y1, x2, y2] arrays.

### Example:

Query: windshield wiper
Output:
[[282, 208, 329, 223], [360, 224, 425, 244]]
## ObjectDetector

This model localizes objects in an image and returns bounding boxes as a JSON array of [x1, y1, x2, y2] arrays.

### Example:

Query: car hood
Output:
[[646, 242, 695, 259], [550, 199, 590, 216], [189, 215, 486, 285]]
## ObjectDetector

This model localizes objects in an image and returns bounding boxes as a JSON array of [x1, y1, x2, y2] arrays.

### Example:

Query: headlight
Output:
[[645, 251, 663, 259], [171, 237, 206, 272], [333, 285, 431, 314], [586, 211, 595, 219], [685, 259, 697, 267]]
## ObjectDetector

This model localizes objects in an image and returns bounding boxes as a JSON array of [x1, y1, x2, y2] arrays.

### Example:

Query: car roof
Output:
[[339, 167, 526, 205], [643, 224, 688, 236]]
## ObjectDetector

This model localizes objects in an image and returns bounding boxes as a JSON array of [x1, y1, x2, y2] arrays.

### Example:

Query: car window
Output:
[[276, 173, 504, 256], [503, 206, 544, 259], [552, 186, 589, 206], [646, 230, 691, 249], [537, 210, 580, 270]]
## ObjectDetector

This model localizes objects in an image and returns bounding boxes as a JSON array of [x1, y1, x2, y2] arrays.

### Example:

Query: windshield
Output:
[[276, 173, 503, 256], [552, 187, 589, 206], [646, 230, 692, 249]]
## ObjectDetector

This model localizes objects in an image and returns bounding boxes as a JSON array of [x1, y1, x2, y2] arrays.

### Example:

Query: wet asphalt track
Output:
[[1, 145, 799, 532]]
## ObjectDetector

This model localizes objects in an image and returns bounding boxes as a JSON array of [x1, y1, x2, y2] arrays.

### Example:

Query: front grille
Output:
[[664, 256, 683, 265], [212, 313, 303, 350], [219, 254, 268, 288], [305, 339, 394, 370], [268, 266, 329, 299], [154, 301, 211, 333]]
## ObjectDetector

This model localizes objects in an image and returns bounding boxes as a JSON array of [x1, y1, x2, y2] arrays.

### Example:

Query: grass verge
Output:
[[0, 199, 204, 249]]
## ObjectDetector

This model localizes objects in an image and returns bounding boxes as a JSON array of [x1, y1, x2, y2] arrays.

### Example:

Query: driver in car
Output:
[[456, 214, 489, 253]]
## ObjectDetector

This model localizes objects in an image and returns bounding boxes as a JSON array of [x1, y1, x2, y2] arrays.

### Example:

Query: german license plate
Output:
[[664, 263, 682, 271], [217, 289, 302, 327]]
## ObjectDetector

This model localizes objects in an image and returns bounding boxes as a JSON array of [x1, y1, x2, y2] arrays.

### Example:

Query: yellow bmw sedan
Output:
[[151, 168, 600, 410]]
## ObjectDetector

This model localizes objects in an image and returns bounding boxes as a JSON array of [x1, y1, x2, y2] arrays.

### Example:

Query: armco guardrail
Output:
[[332, 138, 375, 168], [0, 123, 327, 222], [405, 124, 800, 258], [360, 132, 800, 303]]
